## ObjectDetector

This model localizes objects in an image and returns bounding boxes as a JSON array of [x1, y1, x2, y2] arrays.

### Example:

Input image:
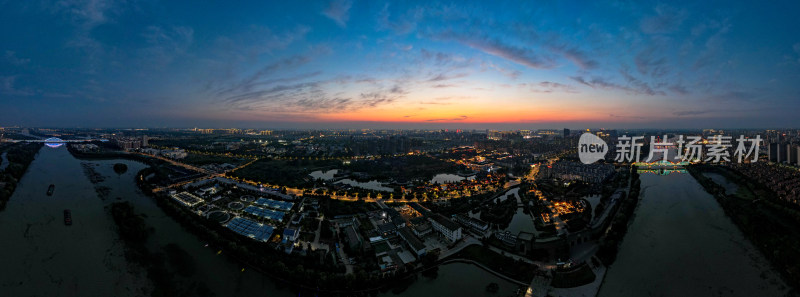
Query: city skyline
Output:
[[2, 0, 800, 128], [3, 2, 800, 296]]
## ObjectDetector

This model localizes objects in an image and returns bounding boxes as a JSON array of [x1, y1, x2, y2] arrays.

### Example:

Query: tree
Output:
[[113, 163, 128, 175]]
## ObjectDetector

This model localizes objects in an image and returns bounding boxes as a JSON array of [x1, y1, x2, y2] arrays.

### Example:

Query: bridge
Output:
[[634, 160, 691, 167], [1, 137, 109, 148], [1, 137, 108, 143]]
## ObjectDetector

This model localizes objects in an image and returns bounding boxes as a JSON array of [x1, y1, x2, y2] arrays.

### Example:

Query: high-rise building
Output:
[[780, 143, 788, 163], [769, 143, 781, 162], [564, 128, 571, 137], [789, 144, 799, 165], [142, 135, 148, 147], [794, 147, 800, 166]]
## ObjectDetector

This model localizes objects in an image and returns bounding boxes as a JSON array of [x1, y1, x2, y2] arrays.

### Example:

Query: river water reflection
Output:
[[0, 146, 293, 297], [598, 172, 787, 297]]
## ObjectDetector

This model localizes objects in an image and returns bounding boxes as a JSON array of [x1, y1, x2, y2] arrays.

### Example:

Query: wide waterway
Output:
[[0, 145, 294, 297], [598, 172, 788, 297]]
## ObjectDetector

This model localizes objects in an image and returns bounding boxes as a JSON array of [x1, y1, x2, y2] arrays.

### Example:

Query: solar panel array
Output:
[[254, 198, 294, 211], [226, 217, 274, 242], [244, 206, 285, 221]]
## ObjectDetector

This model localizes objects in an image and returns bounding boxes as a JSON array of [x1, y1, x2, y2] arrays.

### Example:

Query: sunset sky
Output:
[[1, 0, 800, 129]]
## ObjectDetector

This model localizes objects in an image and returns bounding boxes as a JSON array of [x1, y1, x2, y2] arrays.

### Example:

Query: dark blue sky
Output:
[[1, 0, 799, 129]]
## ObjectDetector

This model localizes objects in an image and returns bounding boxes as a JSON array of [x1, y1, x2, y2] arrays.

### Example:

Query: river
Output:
[[501, 188, 539, 236], [598, 172, 788, 297], [0, 145, 294, 297]]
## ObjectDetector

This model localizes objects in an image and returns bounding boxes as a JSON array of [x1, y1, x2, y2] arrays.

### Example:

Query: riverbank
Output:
[[67, 145, 157, 164], [0, 142, 43, 211], [687, 164, 800, 292], [595, 166, 640, 265]]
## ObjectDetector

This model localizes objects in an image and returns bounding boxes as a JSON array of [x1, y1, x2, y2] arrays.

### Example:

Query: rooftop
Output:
[[430, 214, 461, 231], [398, 227, 426, 251]]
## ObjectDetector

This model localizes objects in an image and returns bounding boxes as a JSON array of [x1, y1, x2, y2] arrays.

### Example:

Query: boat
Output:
[[47, 184, 55, 196], [64, 209, 72, 226]]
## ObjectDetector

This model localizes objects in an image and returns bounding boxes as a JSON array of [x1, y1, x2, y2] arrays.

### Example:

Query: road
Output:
[[131, 151, 210, 174], [333, 226, 354, 274], [151, 155, 259, 192]]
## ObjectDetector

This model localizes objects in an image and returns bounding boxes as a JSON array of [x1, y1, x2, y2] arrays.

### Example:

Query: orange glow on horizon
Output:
[[319, 105, 605, 123]]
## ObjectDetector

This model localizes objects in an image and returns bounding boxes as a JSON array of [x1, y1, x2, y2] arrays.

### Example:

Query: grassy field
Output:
[[228, 158, 340, 187]]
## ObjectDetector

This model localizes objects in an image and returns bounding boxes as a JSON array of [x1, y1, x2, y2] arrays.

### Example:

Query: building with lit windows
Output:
[[429, 214, 462, 242]]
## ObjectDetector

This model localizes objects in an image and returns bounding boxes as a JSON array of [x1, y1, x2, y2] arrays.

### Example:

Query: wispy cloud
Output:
[[290, 97, 353, 111], [634, 46, 668, 77], [216, 54, 315, 96], [710, 90, 759, 102], [431, 84, 457, 88], [673, 110, 712, 116], [609, 113, 646, 120], [619, 67, 664, 96], [669, 84, 689, 95], [426, 115, 468, 122], [429, 30, 555, 69], [570, 76, 632, 93], [4, 51, 30, 66], [529, 81, 578, 93], [222, 76, 404, 114], [140, 25, 194, 68], [52, 0, 116, 27], [322, 0, 353, 28], [427, 72, 468, 82], [376, 3, 418, 34], [640, 4, 687, 34], [547, 43, 598, 70], [0, 76, 35, 96], [420, 49, 471, 68], [51, 0, 119, 51]]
